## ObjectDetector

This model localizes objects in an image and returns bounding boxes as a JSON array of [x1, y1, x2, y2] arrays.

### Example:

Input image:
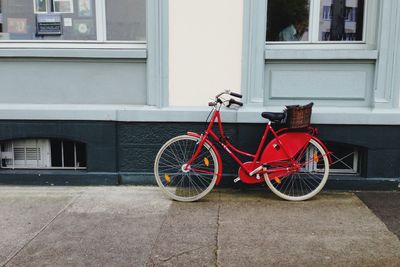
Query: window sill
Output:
[[0, 48, 147, 59], [265, 49, 378, 60]]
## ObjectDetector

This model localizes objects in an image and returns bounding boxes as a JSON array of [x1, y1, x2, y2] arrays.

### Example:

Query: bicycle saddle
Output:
[[261, 112, 285, 122]]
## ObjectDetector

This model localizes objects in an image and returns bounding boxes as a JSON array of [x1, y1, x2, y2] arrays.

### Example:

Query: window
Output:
[[267, 0, 365, 42], [326, 142, 360, 174], [322, 6, 332, 20], [0, 0, 146, 42], [0, 139, 86, 169]]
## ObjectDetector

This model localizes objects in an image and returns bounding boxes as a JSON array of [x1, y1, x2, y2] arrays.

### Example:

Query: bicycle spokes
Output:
[[265, 139, 329, 201], [154, 135, 219, 202]]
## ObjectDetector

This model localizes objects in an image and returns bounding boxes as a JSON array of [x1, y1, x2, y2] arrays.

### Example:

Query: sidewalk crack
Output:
[[145, 201, 171, 267], [215, 191, 221, 267], [1, 191, 84, 267], [159, 245, 212, 263]]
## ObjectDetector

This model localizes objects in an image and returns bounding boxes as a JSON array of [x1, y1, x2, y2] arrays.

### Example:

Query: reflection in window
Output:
[[52, 0, 74, 14], [319, 0, 364, 41], [267, 0, 310, 42], [34, 0, 48, 13], [322, 6, 332, 20], [105, 0, 146, 41], [0, 0, 96, 40]]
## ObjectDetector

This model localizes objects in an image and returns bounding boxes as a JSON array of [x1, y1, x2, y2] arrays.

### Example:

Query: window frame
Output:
[[266, 0, 369, 47], [0, 0, 147, 48]]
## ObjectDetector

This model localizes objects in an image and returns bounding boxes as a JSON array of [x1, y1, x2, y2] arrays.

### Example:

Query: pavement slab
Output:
[[0, 187, 82, 266], [147, 199, 219, 267], [4, 187, 170, 267], [356, 191, 400, 239], [216, 190, 400, 267]]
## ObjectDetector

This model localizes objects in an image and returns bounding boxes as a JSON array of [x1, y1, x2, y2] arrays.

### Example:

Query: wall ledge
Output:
[[1, 104, 400, 125], [265, 49, 378, 60], [0, 48, 147, 59]]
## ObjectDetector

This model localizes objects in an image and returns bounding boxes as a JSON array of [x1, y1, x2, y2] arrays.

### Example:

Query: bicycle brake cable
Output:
[[204, 107, 213, 129]]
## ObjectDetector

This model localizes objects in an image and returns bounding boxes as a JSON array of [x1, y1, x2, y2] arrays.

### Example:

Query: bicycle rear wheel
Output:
[[154, 135, 219, 202], [264, 138, 329, 201]]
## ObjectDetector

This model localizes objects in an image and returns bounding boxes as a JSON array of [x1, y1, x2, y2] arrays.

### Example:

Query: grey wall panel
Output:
[[264, 61, 375, 107], [0, 59, 146, 105]]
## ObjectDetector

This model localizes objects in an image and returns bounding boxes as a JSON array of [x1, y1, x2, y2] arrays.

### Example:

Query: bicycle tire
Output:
[[264, 138, 329, 201], [154, 135, 219, 202]]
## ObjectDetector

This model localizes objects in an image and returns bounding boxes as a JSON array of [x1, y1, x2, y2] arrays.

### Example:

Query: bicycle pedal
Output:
[[233, 177, 241, 183]]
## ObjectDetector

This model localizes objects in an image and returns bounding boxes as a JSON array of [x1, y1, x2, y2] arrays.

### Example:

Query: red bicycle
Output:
[[154, 90, 331, 201]]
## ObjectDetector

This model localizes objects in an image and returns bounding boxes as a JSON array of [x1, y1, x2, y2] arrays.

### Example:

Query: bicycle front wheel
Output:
[[264, 138, 329, 201], [154, 135, 219, 202]]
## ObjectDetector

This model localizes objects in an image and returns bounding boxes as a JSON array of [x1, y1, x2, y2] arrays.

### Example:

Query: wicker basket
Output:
[[285, 103, 314, 129]]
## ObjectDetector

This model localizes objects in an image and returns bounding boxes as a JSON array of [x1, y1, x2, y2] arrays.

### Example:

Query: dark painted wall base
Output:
[[0, 171, 118, 186], [0, 120, 399, 190], [120, 172, 399, 191], [2, 171, 397, 191]]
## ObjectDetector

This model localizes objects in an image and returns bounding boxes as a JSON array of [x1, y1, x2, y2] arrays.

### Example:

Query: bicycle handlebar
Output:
[[230, 92, 243, 98], [212, 90, 244, 109], [227, 98, 243, 108], [215, 90, 242, 99]]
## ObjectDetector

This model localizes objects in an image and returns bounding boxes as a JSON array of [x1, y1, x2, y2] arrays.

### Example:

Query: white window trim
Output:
[[266, 0, 370, 48], [0, 42, 146, 50]]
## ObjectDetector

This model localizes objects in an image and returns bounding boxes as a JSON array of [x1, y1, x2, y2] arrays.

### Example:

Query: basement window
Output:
[[0, 138, 86, 169], [326, 142, 359, 174]]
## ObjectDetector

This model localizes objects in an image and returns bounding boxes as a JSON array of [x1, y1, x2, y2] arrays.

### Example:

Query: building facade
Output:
[[0, 0, 399, 189]]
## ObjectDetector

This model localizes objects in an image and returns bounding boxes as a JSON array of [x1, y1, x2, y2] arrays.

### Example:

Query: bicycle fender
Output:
[[310, 136, 332, 164], [261, 132, 312, 163], [186, 132, 223, 186]]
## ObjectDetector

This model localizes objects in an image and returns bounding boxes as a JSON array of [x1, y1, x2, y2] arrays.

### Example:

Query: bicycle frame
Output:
[[185, 106, 320, 185]]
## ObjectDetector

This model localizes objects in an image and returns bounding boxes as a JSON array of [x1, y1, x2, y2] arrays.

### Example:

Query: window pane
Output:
[[105, 0, 146, 41], [63, 140, 75, 167], [319, 0, 364, 41], [267, 0, 310, 42], [50, 139, 62, 167], [326, 142, 360, 174], [75, 142, 86, 167], [0, 0, 97, 41]]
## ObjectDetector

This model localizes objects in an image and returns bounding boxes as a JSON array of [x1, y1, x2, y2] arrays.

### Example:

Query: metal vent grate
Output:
[[26, 147, 41, 160], [14, 148, 25, 161]]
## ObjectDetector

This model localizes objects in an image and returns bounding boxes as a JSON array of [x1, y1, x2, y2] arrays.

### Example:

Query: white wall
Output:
[[169, 0, 244, 106]]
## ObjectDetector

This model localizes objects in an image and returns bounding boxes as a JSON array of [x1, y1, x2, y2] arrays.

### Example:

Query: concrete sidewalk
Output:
[[0, 187, 399, 267]]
